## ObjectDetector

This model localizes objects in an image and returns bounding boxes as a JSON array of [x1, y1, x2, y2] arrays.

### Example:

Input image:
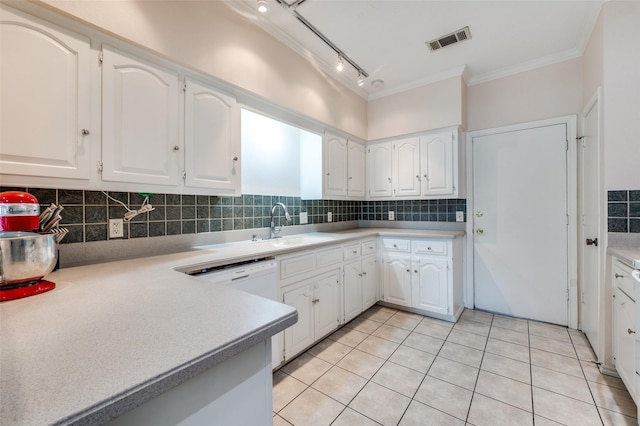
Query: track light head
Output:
[[336, 56, 344, 72], [357, 73, 365, 87], [257, 0, 267, 13]]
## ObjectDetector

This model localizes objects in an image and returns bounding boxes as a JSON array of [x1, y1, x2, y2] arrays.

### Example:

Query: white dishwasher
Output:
[[187, 257, 281, 369]]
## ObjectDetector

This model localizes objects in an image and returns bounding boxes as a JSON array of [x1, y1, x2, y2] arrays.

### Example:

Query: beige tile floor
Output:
[[273, 306, 638, 426]]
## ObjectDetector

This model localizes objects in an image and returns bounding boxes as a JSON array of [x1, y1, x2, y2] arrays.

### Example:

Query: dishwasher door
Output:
[[190, 259, 281, 368]]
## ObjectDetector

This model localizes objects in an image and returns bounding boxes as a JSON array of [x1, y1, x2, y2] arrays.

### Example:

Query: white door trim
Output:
[[464, 115, 578, 329]]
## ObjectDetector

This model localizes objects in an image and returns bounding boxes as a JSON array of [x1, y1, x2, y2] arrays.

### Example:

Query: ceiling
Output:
[[226, 0, 603, 100]]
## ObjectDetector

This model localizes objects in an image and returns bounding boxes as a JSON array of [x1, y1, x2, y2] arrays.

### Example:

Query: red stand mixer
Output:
[[0, 191, 57, 302]]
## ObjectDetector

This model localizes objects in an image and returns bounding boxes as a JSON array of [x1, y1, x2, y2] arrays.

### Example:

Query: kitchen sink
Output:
[[249, 234, 336, 247]]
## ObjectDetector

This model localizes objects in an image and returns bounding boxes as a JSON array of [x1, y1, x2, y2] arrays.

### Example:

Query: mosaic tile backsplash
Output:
[[0, 187, 466, 244], [608, 190, 640, 233]]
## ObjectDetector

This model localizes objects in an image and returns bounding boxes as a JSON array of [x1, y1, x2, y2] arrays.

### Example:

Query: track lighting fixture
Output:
[[257, 0, 267, 13], [357, 72, 364, 87], [336, 55, 344, 72]]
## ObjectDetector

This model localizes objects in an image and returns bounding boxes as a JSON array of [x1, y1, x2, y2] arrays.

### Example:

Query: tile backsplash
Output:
[[608, 190, 640, 233], [1, 187, 466, 244]]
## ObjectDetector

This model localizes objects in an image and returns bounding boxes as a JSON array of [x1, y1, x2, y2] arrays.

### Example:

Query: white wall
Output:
[[368, 76, 465, 140], [466, 58, 583, 132], [34, 0, 368, 139], [602, 1, 640, 190]]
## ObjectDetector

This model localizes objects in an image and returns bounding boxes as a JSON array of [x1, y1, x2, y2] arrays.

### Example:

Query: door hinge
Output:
[[565, 140, 569, 151], [566, 214, 569, 226], [581, 214, 586, 226], [567, 288, 570, 301], [98, 51, 103, 66], [97, 161, 103, 173], [182, 171, 187, 180], [182, 83, 187, 93]]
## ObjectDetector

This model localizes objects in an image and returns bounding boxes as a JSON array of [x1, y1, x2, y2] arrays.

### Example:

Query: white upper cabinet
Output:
[[101, 45, 180, 186], [347, 141, 366, 198], [393, 137, 421, 198], [184, 78, 240, 194], [367, 142, 393, 198], [420, 130, 454, 197], [323, 133, 348, 197], [366, 126, 463, 200], [0, 6, 92, 181]]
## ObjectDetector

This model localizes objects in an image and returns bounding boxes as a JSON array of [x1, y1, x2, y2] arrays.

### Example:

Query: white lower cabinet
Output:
[[381, 237, 463, 321], [382, 254, 412, 307], [343, 240, 379, 322], [283, 269, 340, 361], [343, 260, 363, 323], [362, 256, 378, 310], [412, 257, 449, 315], [613, 259, 637, 404]]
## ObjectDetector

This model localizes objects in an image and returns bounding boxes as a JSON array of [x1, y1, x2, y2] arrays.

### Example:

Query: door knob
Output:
[[475, 211, 483, 218], [476, 228, 484, 235], [586, 238, 598, 246], [80, 129, 90, 136], [628, 328, 636, 335], [615, 273, 624, 279]]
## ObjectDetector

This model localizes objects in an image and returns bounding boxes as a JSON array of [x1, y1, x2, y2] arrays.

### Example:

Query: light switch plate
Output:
[[327, 212, 333, 222], [456, 211, 465, 222], [388, 211, 395, 220], [300, 212, 308, 224]]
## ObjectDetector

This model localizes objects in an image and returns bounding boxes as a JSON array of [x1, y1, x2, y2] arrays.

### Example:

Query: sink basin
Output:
[[250, 234, 336, 247]]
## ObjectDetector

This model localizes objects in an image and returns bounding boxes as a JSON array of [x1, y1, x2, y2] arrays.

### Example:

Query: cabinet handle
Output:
[[173, 146, 180, 151], [476, 228, 484, 235], [416, 175, 421, 181], [233, 156, 239, 161], [406, 269, 410, 273], [629, 328, 636, 335], [615, 273, 624, 279], [326, 172, 330, 176], [427, 247, 432, 250], [358, 273, 363, 277], [353, 250, 358, 254], [80, 129, 90, 136], [414, 270, 418, 274], [362, 272, 367, 276], [423, 174, 429, 180], [349, 176, 353, 180], [388, 177, 391, 183], [393, 244, 398, 248]]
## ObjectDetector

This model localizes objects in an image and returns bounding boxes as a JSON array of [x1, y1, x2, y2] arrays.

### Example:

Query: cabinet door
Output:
[[324, 133, 348, 197], [367, 142, 393, 198], [382, 254, 412, 307], [393, 137, 421, 197], [0, 6, 92, 180], [347, 141, 366, 198], [102, 46, 180, 185], [362, 256, 378, 310], [343, 261, 363, 323], [314, 271, 341, 339], [283, 285, 314, 360], [184, 78, 240, 193], [614, 287, 636, 401], [420, 130, 454, 196], [413, 257, 449, 315]]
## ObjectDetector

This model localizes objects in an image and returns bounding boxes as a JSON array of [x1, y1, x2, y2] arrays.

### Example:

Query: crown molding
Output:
[[367, 65, 468, 101], [467, 48, 582, 86]]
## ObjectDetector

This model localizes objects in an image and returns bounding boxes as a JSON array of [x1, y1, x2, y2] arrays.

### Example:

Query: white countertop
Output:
[[0, 228, 463, 425], [609, 246, 640, 269]]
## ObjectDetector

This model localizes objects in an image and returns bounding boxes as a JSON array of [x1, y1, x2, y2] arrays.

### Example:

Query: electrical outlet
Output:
[[109, 219, 124, 238], [300, 212, 308, 224], [327, 212, 333, 222], [388, 211, 395, 221], [456, 211, 465, 222]]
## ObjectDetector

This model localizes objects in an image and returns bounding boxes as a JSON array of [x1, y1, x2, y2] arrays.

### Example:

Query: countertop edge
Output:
[[63, 311, 298, 426], [608, 247, 640, 269]]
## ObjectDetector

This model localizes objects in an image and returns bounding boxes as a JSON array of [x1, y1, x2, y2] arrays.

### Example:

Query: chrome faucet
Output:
[[269, 202, 291, 239]]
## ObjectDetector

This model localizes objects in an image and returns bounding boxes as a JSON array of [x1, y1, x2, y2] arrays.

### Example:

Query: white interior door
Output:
[[579, 90, 602, 354], [473, 123, 569, 325]]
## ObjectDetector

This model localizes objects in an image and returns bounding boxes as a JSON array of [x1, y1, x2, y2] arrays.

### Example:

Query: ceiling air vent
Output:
[[426, 26, 471, 52]]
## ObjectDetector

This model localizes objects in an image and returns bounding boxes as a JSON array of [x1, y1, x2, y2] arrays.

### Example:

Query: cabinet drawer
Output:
[[361, 240, 377, 256], [316, 246, 343, 268], [280, 252, 316, 280], [413, 240, 448, 256], [614, 260, 635, 301], [344, 243, 361, 261], [382, 238, 411, 252]]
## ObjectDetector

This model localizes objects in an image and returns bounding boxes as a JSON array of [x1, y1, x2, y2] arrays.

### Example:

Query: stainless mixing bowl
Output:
[[0, 232, 57, 284]]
